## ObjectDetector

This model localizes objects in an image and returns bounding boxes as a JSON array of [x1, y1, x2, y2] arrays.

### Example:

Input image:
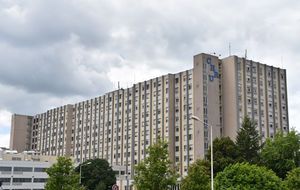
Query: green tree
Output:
[[260, 130, 300, 178], [236, 116, 260, 163], [45, 157, 85, 190], [181, 159, 210, 190], [75, 158, 116, 190], [95, 182, 106, 190], [215, 162, 284, 190], [283, 167, 300, 190], [134, 139, 178, 190], [207, 137, 238, 174]]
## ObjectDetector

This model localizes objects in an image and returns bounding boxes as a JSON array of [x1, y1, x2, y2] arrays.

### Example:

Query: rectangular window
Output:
[[13, 178, 32, 183], [34, 167, 46, 172], [0, 178, 10, 184], [0, 177, 10, 185], [0, 167, 12, 172], [34, 178, 47, 183], [14, 167, 33, 172]]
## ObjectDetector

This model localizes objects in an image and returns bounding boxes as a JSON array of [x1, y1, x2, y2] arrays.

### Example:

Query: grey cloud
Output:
[[0, 0, 300, 134], [1, 0, 299, 92], [0, 83, 86, 115], [0, 40, 116, 96], [0, 1, 112, 48]]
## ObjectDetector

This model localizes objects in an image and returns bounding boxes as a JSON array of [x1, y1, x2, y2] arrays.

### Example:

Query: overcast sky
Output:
[[1, 0, 300, 147]]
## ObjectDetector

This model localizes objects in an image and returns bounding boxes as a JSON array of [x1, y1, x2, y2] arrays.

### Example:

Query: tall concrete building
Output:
[[10, 53, 289, 179], [10, 114, 33, 152]]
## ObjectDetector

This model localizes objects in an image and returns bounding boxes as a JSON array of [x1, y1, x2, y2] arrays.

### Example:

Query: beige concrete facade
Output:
[[10, 114, 33, 152], [222, 56, 240, 139], [222, 56, 289, 141], [193, 54, 222, 164], [30, 105, 74, 157], [10, 53, 289, 183]]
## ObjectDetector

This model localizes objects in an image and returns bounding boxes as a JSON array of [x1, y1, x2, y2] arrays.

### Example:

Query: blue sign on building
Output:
[[206, 57, 218, 81]]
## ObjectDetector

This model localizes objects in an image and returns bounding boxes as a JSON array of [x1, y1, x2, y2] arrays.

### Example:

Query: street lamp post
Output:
[[79, 162, 91, 185], [126, 174, 129, 190], [191, 115, 214, 190]]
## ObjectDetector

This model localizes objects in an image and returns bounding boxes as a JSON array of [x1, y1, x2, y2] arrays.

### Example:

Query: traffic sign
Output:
[[112, 184, 119, 190]]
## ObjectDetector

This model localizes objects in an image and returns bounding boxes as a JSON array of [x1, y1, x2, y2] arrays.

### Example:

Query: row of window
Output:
[[0, 177, 47, 183], [0, 167, 46, 172]]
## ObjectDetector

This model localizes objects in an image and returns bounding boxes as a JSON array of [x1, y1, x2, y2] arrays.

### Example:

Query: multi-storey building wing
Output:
[[222, 56, 289, 141], [10, 114, 33, 152], [10, 53, 289, 180], [192, 54, 222, 163], [30, 105, 73, 157]]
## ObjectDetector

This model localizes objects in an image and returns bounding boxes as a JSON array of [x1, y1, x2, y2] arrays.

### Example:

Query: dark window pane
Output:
[[14, 167, 32, 172], [34, 168, 46, 172], [0, 178, 11, 182], [34, 178, 47, 183], [13, 178, 32, 182], [0, 167, 12, 171]]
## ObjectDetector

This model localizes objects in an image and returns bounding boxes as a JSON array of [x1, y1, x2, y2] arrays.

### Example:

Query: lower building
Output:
[[0, 149, 56, 190]]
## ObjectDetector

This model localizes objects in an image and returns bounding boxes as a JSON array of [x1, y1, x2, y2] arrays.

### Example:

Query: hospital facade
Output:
[[10, 53, 289, 178]]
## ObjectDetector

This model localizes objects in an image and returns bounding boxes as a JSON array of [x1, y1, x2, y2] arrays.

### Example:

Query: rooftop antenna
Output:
[[229, 43, 231, 56], [118, 81, 120, 90], [245, 49, 248, 60]]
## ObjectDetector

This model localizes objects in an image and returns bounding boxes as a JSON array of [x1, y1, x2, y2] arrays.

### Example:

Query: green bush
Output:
[[215, 163, 284, 190]]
